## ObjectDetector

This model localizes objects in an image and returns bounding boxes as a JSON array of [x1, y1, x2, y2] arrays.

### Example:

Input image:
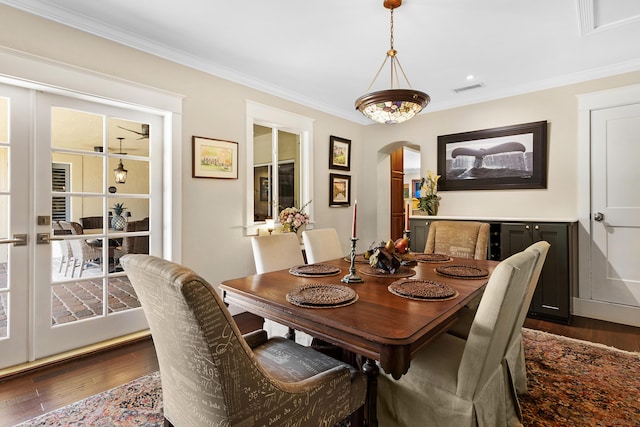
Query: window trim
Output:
[[245, 101, 314, 235]]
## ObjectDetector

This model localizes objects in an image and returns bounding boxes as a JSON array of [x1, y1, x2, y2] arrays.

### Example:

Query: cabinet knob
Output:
[[594, 212, 604, 222], [525, 225, 530, 230], [535, 225, 540, 230]]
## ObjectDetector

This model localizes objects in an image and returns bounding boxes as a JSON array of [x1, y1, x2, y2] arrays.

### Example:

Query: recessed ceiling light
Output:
[[466, 75, 475, 80]]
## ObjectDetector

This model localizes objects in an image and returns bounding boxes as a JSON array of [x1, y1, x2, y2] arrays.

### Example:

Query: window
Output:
[[246, 102, 313, 234]]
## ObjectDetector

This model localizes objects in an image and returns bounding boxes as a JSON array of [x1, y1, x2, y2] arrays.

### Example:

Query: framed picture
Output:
[[329, 173, 351, 206], [192, 136, 238, 179], [437, 121, 548, 191], [329, 135, 351, 171], [403, 183, 410, 199], [411, 179, 422, 198]]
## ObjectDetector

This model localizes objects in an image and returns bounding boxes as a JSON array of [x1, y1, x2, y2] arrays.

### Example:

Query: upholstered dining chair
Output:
[[121, 254, 366, 427], [448, 240, 551, 395], [58, 221, 102, 277], [302, 228, 345, 264], [377, 248, 538, 427], [251, 233, 313, 345], [424, 220, 490, 260], [52, 221, 73, 276]]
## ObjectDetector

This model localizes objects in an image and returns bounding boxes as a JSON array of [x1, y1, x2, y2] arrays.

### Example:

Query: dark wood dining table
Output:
[[220, 255, 498, 426]]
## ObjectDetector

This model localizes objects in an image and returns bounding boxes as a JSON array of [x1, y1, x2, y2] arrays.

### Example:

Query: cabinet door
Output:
[[409, 219, 430, 253], [500, 222, 571, 323], [500, 222, 531, 257], [530, 223, 570, 321]]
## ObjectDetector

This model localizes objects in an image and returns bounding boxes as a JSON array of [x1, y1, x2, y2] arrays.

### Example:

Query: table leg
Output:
[[285, 327, 296, 341], [362, 358, 379, 427]]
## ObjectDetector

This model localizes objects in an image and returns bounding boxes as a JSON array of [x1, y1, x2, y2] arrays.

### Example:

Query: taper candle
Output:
[[352, 200, 357, 238], [405, 203, 410, 230]]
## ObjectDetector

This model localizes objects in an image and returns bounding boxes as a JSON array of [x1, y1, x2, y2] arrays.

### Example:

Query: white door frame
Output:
[[0, 47, 183, 365], [576, 83, 640, 327]]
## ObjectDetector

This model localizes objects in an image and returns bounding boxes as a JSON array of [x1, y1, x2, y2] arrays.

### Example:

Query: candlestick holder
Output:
[[341, 237, 364, 284]]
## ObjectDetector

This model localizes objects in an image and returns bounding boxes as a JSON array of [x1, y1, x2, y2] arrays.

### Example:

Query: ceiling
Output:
[[4, 0, 640, 124]]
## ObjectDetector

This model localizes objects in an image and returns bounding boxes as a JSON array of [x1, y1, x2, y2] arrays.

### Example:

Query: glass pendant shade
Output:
[[114, 160, 128, 184], [355, 89, 430, 124]]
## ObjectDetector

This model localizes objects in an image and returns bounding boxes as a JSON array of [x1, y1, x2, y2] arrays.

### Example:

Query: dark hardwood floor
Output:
[[1, 314, 638, 427]]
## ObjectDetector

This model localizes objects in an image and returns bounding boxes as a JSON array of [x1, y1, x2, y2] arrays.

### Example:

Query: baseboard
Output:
[[573, 297, 640, 327]]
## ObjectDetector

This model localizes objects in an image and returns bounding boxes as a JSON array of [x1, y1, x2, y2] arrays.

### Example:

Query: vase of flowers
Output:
[[418, 170, 441, 216], [278, 201, 311, 237]]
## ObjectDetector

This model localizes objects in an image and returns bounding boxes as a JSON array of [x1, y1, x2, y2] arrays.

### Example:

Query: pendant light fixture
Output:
[[355, 0, 430, 124], [114, 137, 128, 184]]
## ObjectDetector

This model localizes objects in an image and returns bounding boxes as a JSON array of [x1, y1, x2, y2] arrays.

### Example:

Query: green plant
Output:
[[112, 202, 127, 216]]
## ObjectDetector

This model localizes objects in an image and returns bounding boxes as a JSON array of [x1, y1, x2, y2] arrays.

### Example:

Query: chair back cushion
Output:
[[456, 249, 537, 398], [251, 232, 305, 273], [302, 228, 345, 263], [121, 254, 275, 425], [122, 217, 149, 254], [424, 221, 490, 260]]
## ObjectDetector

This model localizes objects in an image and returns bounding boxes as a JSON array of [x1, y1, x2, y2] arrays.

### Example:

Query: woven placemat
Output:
[[359, 265, 417, 278], [412, 253, 453, 263], [388, 278, 459, 301], [435, 264, 489, 279], [289, 263, 342, 277], [286, 284, 358, 308], [343, 254, 369, 264]]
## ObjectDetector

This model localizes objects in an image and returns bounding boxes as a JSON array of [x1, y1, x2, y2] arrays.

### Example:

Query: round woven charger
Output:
[[435, 264, 489, 279], [412, 253, 453, 263], [286, 284, 358, 308], [359, 265, 417, 278], [388, 278, 459, 301], [289, 263, 341, 277]]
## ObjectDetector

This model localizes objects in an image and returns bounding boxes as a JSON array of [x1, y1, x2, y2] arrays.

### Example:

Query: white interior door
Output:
[[0, 84, 30, 369], [590, 103, 640, 307]]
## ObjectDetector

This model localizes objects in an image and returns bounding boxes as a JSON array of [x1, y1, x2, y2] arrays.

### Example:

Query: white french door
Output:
[[0, 83, 164, 368], [0, 83, 30, 368], [590, 103, 640, 307]]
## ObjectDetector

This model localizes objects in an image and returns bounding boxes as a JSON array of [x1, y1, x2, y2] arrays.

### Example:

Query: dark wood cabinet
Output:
[[500, 222, 577, 324], [408, 217, 577, 324]]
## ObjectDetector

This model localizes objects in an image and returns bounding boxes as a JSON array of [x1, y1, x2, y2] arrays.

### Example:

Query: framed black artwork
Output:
[[437, 121, 548, 191]]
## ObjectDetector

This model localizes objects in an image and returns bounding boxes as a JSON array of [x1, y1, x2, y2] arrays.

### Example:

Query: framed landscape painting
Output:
[[192, 136, 238, 179], [329, 173, 351, 206], [437, 121, 548, 191], [329, 135, 351, 171]]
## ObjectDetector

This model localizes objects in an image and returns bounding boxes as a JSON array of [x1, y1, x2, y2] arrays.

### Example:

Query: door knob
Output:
[[594, 212, 604, 222]]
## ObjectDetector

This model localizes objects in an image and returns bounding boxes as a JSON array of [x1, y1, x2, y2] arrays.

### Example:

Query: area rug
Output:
[[520, 328, 640, 426], [16, 329, 640, 426], [15, 371, 163, 426]]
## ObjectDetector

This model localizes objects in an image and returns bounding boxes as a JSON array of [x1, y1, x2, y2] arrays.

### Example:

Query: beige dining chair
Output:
[[302, 228, 345, 264], [121, 254, 366, 427], [424, 220, 490, 260], [58, 221, 102, 277], [448, 240, 551, 395], [377, 248, 538, 427], [251, 233, 313, 346]]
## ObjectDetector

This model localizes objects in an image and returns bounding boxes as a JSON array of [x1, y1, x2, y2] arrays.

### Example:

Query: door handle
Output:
[[0, 234, 27, 246], [36, 233, 64, 245], [594, 212, 604, 222]]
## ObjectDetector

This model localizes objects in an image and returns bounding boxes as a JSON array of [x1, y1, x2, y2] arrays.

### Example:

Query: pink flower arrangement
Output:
[[278, 201, 311, 233]]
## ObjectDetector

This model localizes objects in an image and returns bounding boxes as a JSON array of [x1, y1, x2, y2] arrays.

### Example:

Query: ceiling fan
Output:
[[117, 123, 149, 139]]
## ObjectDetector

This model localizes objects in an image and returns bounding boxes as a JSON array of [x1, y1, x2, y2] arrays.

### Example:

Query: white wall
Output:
[[2, 4, 640, 317]]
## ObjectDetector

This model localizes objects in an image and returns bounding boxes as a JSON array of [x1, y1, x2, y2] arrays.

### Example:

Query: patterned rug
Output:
[[16, 329, 640, 426], [520, 328, 640, 426]]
